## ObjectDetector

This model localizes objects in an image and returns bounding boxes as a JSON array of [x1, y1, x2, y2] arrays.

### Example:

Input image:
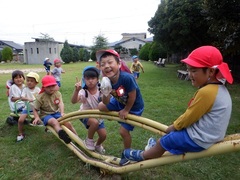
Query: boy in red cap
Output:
[[52, 58, 65, 87], [32, 75, 76, 144], [96, 49, 144, 165], [123, 45, 233, 162]]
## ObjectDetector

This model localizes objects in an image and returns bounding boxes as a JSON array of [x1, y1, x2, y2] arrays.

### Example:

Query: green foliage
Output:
[[90, 49, 97, 61], [1, 47, 13, 61], [0, 51, 2, 61], [139, 43, 152, 60], [60, 40, 73, 63], [149, 42, 167, 61], [72, 47, 79, 62], [82, 49, 90, 62], [129, 48, 138, 56], [91, 34, 109, 52]]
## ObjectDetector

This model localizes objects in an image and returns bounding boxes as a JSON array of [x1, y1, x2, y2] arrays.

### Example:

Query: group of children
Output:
[[7, 45, 233, 167]]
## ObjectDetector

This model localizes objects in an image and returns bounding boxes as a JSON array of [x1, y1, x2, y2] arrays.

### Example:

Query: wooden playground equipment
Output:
[[47, 110, 240, 175]]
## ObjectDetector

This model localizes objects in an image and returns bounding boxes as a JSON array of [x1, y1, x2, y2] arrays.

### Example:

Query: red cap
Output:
[[39, 75, 57, 93], [181, 46, 233, 84], [54, 58, 61, 64], [96, 49, 120, 62]]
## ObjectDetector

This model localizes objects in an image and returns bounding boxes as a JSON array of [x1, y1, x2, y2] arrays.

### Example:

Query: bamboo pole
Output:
[[46, 110, 240, 174]]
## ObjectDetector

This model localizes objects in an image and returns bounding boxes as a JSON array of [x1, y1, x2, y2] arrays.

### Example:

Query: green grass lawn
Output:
[[0, 61, 240, 179]]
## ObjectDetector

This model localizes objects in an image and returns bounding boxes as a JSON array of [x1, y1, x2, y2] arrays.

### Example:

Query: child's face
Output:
[[187, 65, 210, 88], [133, 58, 138, 62], [84, 77, 98, 89], [44, 85, 58, 95], [13, 75, 24, 87], [55, 62, 61, 67], [26, 77, 38, 89], [99, 55, 120, 80]]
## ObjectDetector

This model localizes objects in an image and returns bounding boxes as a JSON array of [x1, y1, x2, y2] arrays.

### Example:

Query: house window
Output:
[[54, 48, 56, 54], [37, 48, 39, 54], [49, 48, 51, 54], [31, 48, 33, 54]]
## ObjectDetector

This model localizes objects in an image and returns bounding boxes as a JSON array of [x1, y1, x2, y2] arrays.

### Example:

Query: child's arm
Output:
[[71, 77, 82, 104], [59, 101, 64, 117], [119, 90, 136, 119], [140, 63, 144, 73], [32, 108, 41, 125]]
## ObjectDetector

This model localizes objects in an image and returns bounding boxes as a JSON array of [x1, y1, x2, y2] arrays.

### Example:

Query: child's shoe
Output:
[[144, 137, 156, 151], [58, 129, 71, 144], [123, 148, 144, 162], [84, 138, 95, 150], [17, 134, 25, 142], [95, 144, 105, 154], [119, 152, 130, 166]]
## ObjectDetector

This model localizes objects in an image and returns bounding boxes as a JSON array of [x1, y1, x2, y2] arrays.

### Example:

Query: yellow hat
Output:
[[26, 72, 40, 82]]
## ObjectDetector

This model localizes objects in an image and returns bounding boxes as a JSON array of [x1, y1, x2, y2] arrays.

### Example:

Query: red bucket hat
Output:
[[181, 46, 233, 84], [96, 49, 120, 62], [39, 75, 58, 93]]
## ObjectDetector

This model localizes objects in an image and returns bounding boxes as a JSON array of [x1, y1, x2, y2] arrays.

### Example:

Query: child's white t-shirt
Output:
[[8, 84, 25, 112], [21, 86, 41, 110]]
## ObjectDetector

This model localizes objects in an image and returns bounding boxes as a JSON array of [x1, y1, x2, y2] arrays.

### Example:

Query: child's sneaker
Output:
[[58, 129, 71, 144], [84, 138, 95, 151], [145, 137, 156, 151], [119, 152, 130, 166], [123, 148, 144, 162], [17, 134, 25, 142], [95, 144, 105, 154]]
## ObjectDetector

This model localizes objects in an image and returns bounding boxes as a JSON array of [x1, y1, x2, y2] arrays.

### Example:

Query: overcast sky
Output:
[[1, 0, 160, 46]]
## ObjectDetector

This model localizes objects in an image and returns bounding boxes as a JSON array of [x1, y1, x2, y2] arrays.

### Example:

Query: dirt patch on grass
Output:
[[0, 68, 45, 74]]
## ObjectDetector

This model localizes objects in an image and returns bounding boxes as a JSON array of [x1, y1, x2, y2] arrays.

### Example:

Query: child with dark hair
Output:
[[43, 58, 52, 75], [96, 49, 144, 165], [71, 66, 106, 154], [123, 46, 233, 163], [8, 70, 25, 113]]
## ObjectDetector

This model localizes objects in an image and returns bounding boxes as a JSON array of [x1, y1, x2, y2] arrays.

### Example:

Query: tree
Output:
[[39, 33, 55, 41], [0, 51, 2, 61], [91, 34, 109, 61], [148, 0, 211, 54], [149, 42, 167, 61], [72, 47, 80, 62], [139, 43, 152, 61], [2, 47, 13, 61], [60, 40, 73, 63]]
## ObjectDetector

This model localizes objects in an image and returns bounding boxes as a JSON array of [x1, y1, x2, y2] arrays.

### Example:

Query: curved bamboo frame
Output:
[[47, 110, 240, 174]]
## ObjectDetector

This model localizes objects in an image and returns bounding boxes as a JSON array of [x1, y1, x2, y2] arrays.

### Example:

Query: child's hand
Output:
[[118, 109, 129, 119], [101, 77, 112, 96], [75, 77, 82, 91], [61, 113, 65, 117], [32, 118, 41, 125], [166, 124, 175, 133]]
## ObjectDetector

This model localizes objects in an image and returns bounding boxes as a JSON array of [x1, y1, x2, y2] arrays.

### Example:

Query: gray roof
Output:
[[0, 40, 23, 50]]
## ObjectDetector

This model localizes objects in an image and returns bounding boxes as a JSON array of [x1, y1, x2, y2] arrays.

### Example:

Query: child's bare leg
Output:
[[47, 118, 62, 132], [142, 139, 166, 160], [119, 126, 131, 149], [87, 118, 99, 139], [96, 128, 107, 146], [18, 114, 28, 135], [64, 122, 77, 135]]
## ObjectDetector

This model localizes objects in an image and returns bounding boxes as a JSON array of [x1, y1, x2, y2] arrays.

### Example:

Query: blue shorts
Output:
[[42, 112, 61, 126], [21, 109, 33, 115], [80, 118, 105, 130], [160, 129, 205, 155], [107, 97, 144, 131], [133, 72, 140, 79]]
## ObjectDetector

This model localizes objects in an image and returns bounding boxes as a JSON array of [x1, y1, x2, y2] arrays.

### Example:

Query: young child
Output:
[[32, 75, 77, 144], [123, 45, 233, 162], [96, 49, 144, 165], [17, 72, 41, 142], [43, 57, 52, 75], [8, 70, 25, 113], [52, 58, 65, 87], [130, 55, 144, 81], [71, 66, 106, 154]]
